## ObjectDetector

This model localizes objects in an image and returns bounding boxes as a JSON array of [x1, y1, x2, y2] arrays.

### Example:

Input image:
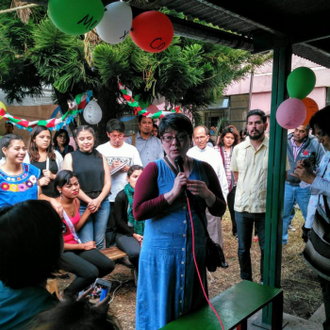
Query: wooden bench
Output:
[[161, 280, 283, 330], [100, 246, 127, 261], [46, 278, 60, 299], [46, 247, 128, 297]]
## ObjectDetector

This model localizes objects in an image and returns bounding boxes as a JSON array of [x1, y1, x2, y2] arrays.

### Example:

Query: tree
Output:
[[0, 2, 271, 143]]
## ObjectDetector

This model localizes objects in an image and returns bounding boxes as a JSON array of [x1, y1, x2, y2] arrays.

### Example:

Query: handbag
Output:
[[163, 156, 228, 272], [200, 214, 228, 272], [206, 236, 228, 272]]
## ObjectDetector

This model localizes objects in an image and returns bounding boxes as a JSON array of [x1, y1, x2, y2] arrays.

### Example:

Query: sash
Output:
[[63, 210, 82, 244]]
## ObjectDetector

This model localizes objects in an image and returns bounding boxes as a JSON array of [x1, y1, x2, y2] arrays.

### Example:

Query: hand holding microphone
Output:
[[174, 156, 188, 197]]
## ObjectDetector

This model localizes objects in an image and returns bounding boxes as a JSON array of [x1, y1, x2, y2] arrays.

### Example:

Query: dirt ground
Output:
[[57, 209, 323, 330]]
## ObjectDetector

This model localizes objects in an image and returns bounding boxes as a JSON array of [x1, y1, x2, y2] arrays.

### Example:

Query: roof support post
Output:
[[261, 45, 292, 326]]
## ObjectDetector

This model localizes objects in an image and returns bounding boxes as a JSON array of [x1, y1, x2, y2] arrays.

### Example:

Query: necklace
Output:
[[66, 205, 76, 217], [60, 199, 76, 217]]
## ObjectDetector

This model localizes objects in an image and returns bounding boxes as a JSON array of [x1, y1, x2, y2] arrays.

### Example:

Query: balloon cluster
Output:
[[48, 0, 174, 52], [276, 67, 318, 129]]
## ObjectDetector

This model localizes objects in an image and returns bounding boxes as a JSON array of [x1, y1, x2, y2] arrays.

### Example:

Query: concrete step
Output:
[[246, 305, 324, 329]]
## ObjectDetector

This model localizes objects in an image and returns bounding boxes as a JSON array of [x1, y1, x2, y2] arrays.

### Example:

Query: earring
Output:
[[58, 190, 62, 199]]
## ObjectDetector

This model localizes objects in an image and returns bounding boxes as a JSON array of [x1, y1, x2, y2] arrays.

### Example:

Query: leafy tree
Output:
[[0, 2, 271, 143]]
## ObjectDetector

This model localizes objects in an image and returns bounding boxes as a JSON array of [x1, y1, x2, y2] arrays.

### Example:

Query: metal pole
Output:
[[261, 45, 292, 326]]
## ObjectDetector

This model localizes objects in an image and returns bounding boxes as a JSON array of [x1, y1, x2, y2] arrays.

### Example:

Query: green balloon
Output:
[[49, 0, 104, 36], [287, 67, 316, 99]]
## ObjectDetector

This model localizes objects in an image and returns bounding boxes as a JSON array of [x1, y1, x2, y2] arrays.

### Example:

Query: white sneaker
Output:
[[289, 225, 296, 231]]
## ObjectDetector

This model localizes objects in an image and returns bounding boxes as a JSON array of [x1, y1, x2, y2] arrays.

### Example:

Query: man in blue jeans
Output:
[[282, 124, 324, 245]]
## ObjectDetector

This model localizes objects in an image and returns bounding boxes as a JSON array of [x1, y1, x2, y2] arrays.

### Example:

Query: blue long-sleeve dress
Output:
[[134, 158, 226, 330]]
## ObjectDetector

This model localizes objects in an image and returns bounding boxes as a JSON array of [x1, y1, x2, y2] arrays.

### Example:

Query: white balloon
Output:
[[96, 2, 132, 44], [152, 94, 166, 106], [83, 100, 102, 125]]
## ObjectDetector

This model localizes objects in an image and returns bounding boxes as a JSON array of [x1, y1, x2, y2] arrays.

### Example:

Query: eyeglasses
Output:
[[162, 134, 188, 143], [58, 135, 66, 139], [109, 133, 124, 140]]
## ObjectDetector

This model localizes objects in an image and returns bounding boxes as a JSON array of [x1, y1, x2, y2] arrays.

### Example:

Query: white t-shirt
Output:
[[96, 142, 142, 202], [187, 145, 229, 200]]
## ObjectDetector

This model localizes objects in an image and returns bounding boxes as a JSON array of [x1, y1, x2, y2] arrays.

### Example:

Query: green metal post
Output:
[[261, 45, 292, 326]]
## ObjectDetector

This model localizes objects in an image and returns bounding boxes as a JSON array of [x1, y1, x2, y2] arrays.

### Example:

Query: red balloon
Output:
[[130, 11, 174, 53]]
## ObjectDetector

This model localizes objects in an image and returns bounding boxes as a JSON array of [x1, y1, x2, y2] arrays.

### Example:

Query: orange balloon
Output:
[[302, 97, 319, 125]]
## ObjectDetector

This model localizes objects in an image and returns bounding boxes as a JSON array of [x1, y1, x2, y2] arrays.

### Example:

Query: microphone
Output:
[[174, 156, 188, 198], [174, 156, 184, 173]]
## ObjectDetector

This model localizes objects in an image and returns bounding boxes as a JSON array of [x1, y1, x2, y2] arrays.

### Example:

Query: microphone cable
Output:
[[186, 195, 225, 330], [172, 155, 224, 328]]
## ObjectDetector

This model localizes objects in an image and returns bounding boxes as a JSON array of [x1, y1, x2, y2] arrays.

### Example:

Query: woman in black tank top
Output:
[[62, 126, 111, 249]]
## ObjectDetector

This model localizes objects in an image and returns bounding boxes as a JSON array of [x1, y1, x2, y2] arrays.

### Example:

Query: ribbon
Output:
[[0, 91, 93, 131], [117, 79, 181, 119]]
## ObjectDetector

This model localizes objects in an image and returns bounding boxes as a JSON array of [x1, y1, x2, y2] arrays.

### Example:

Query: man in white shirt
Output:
[[187, 126, 228, 247], [97, 119, 142, 247]]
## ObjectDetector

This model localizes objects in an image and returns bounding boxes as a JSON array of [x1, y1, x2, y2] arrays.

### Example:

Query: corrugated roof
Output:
[[155, 0, 330, 68], [21, 0, 330, 68]]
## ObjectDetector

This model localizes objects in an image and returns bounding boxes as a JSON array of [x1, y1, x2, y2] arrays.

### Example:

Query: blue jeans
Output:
[[78, 199, 110, 250], [235, 211, 265, 282], [282, 183, 311, 244]]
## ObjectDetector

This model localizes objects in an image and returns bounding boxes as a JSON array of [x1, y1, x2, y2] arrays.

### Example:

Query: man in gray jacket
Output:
[[282, 124, 324, 245]]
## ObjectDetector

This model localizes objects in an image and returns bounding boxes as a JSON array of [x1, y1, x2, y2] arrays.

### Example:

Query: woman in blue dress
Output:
[[133, 113, 226, 330], [0, 134, 62, 215]]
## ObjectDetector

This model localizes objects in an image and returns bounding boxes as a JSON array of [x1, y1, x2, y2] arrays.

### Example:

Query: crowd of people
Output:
[[0, 105, 329, 329]]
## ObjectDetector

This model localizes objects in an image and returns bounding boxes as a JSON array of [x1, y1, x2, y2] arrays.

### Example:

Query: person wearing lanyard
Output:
[[55, 170, 114, 300], [282, 124, 324, 245]]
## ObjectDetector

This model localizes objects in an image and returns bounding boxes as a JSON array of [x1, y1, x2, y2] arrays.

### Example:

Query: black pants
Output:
[[227, 186, 237, 235], [319, 275, 330, 330], [106, 202, 117, 247], [58, 249, 115, 297], [116, 233, 141, 270]]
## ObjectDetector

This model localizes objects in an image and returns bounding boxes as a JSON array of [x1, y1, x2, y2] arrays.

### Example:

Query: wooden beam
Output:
[[0, 4, 38, 14]]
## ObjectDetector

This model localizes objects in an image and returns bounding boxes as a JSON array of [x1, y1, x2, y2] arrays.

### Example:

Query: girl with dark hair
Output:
[[114, 165, 144, 281], [0, 200, 62, 329], [25, 126, 63, 197], [54, 170, 114, 299], [63, 125, 111, 249], [53, 129, 74, 158], [0, 134, 63, 215], [218, 126, 239, 237], [239, 128, 247, 142]]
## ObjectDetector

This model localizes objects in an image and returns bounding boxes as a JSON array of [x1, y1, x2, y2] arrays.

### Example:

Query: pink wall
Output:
[[250, 87, 326, 114], [225, 55, 330, 112], [250, 92, 271, 114]]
